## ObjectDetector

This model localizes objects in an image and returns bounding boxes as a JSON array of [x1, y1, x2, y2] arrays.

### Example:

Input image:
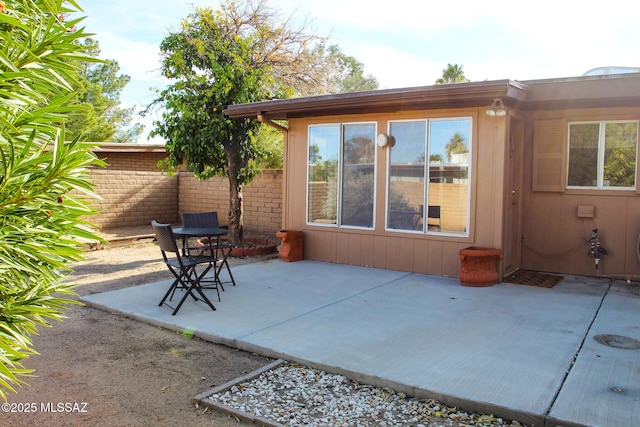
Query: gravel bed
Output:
[[204, 362, 527, 427]]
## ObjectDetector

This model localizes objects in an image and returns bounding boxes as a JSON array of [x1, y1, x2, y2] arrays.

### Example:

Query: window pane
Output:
[[308, 125, 340, 224], [604, 122, 637, 188], [341, 124, 376, 227], [568, 123, 599, 186], [388, 121, 426, 231], [427, 119, 471, 233]]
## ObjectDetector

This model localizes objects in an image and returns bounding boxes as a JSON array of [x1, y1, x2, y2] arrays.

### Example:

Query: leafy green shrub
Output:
[[0, 0, 103, 400]]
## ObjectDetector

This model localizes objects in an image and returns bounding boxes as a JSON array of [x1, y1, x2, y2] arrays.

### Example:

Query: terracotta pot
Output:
[[458, 246, 503, 287], [275, 230, 303, 262]]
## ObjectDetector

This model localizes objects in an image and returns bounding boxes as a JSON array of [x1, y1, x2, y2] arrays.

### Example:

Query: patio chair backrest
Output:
[[182, 211, 220, 228], [151, 220, 179, 254]]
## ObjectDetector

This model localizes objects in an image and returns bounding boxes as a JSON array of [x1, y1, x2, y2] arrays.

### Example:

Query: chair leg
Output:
[[158, 258, 220, 315], [159, 279, 178, 306], [171, 284, 198, 315], [172, 275, 217, 315], [194, 265, 221, 302], [215, 246, 236, 287], [197, 262, 224, 292], [191, 283, 217, 312], [159, 267, 197, 307]]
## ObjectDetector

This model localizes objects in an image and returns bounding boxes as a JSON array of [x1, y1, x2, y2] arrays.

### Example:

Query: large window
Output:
[[307, 123, 376, 228], [387, 118, 471, 235], [567, 121, 638, 189]]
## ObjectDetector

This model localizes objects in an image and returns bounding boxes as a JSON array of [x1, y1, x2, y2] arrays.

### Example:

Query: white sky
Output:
[[78, 0, 640, 143]]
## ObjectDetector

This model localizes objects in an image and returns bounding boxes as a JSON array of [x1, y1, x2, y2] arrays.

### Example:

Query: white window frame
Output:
[[566, 120, 638, 191], [385, 117, 472, 237], [306, 122, 377, 229]]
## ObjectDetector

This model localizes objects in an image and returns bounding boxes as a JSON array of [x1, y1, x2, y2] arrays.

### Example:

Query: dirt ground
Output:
[[2, 240, 277, 427]]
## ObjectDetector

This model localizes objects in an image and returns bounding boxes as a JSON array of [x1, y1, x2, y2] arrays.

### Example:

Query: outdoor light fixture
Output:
[[486, 98, 506, 117], [376, 133, 395, 148]]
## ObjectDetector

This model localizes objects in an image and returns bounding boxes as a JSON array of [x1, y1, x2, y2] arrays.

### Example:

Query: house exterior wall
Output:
[[283, 109, 508, 277], [521, 106, 640, 278]]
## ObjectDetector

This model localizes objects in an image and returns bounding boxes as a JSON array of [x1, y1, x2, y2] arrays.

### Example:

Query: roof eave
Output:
[[225, 73, 640, 120], [225, 80, 527, 120], [521, 72, 640, 110]]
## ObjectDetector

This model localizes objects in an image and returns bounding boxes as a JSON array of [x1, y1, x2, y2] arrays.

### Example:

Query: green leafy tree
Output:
[[435, 63, 470, 84], [65, 38, 143, 143], [331, 50, 378, 93], [255, 123, 284, 169], [149, 0, 332, 243], [150, 4, 271, 243], [312, 43, 379, 95], [0, 0, 103, 399], [252, 43, 379, 169]]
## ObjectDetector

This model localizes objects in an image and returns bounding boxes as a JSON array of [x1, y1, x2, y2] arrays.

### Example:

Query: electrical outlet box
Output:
[[577, 205, 595, 218]]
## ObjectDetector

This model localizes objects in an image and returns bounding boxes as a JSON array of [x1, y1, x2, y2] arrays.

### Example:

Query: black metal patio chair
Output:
[[151, 220, 220, 315], [181, 211, 236, 288]]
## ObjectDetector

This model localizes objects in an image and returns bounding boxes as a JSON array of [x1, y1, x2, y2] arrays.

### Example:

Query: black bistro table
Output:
[[172, 226, 235, 289], [172, 226, 228, 245]]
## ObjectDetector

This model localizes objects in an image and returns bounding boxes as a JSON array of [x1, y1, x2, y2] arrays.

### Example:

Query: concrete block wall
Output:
[[89, 169, 179, 228], [95, 151, 167, 172], [85, 145, 283, 235], [178, 170, 283, 235]]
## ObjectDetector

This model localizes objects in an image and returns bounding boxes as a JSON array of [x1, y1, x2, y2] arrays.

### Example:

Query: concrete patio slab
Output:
[[81, 259, 640, 427], [547, 281, 640, 427]]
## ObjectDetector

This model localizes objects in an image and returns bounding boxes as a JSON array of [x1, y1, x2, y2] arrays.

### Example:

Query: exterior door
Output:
[[503, 116, 524, 275]]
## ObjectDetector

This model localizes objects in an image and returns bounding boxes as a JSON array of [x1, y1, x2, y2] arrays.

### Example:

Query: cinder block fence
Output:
[[88, 144, 283, 235]]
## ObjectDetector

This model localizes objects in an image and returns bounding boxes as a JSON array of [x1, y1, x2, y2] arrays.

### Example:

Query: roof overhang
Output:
[[225, 73, 640, 120], [225, 80, 527, 120], [520, 73, 640, 110]]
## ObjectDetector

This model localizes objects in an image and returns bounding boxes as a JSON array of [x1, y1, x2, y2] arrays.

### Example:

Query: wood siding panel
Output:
[[443, 242, 463, 277], [595, 200, 627, 274], [425, 240, 444, 276], [412, 239, 431, 275], [335, 233, 350, 265], [523, 192, 640, 277], [624, 199, 640, 274], [373, 235, 388, 268], [522, 107, 640, 277], [359, 234, 375, 267], [384, 236, 403, 270], [304, 230, 336, 262], [396, 237, 414, 272]]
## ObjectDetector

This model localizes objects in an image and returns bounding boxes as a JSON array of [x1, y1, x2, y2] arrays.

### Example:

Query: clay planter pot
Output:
[[458, 246, 503, 287], [275, 230, 303, 262]]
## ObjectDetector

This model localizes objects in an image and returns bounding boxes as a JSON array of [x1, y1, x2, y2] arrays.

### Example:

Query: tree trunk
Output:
[[227, 180, 243, 245], [226, 151, 244, 246]]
